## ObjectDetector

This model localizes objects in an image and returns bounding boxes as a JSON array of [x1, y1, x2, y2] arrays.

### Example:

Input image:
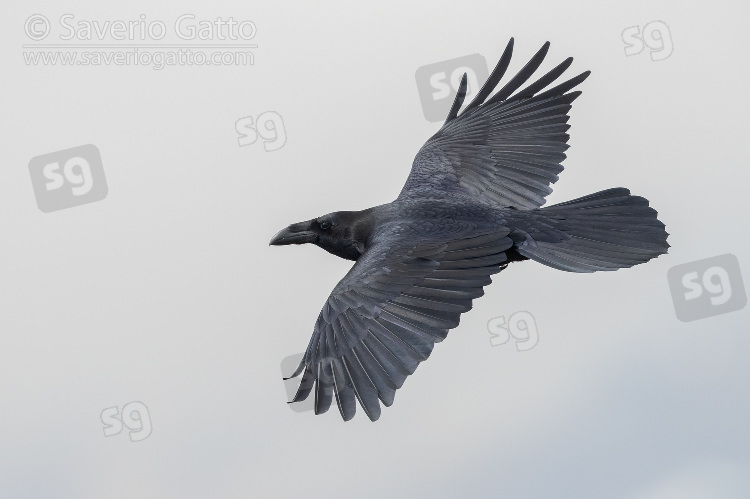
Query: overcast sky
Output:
[[2, 0, 749, 497]]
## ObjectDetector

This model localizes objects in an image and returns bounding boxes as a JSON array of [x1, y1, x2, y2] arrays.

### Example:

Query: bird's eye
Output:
[[319, 221, 331, 230]]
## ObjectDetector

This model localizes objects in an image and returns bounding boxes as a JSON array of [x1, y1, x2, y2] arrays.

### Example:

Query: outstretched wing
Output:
[[285, 221, 513, 421], [401, 38, 590, 209]]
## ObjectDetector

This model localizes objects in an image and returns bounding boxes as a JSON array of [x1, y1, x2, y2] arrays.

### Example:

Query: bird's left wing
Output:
[[285, 221, 513, 421], [400, 38, 590, 209]]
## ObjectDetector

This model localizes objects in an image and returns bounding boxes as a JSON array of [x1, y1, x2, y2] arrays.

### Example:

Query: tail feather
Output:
[[513, 188, 669, 273]]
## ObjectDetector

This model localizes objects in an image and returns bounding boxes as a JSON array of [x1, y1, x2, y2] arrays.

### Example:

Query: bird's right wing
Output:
[[285, 220, 513, 421], [400, 38, 590, 209]]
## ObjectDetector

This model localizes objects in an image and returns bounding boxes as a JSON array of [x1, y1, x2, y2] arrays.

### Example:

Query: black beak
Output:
[[269, 224, 317, 246]]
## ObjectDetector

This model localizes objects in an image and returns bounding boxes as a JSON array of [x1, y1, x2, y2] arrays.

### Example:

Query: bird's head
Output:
[[269, 209, 374, 261]]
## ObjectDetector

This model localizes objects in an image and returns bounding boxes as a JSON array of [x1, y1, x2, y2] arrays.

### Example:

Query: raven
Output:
[[270, 39, 669, 421]]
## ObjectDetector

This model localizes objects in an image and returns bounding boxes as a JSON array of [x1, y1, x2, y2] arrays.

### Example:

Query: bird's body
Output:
[[270, 39, 669, 421]]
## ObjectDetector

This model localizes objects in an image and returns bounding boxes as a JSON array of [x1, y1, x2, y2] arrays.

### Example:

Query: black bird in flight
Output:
[[270, 39, 669, 421]]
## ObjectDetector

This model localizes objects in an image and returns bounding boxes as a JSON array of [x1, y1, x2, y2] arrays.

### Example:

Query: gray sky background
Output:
[[2, 1, 749, 498]]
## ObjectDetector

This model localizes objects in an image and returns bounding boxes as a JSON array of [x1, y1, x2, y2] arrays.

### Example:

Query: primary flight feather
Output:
[[269, 38, 669, 421]]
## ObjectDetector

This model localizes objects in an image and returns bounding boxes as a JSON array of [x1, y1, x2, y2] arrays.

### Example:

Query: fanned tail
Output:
[[513, 188, 669, 272]]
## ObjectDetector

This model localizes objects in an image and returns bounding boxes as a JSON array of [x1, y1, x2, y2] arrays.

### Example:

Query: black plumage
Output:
[[269, 39, 669, 421]]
